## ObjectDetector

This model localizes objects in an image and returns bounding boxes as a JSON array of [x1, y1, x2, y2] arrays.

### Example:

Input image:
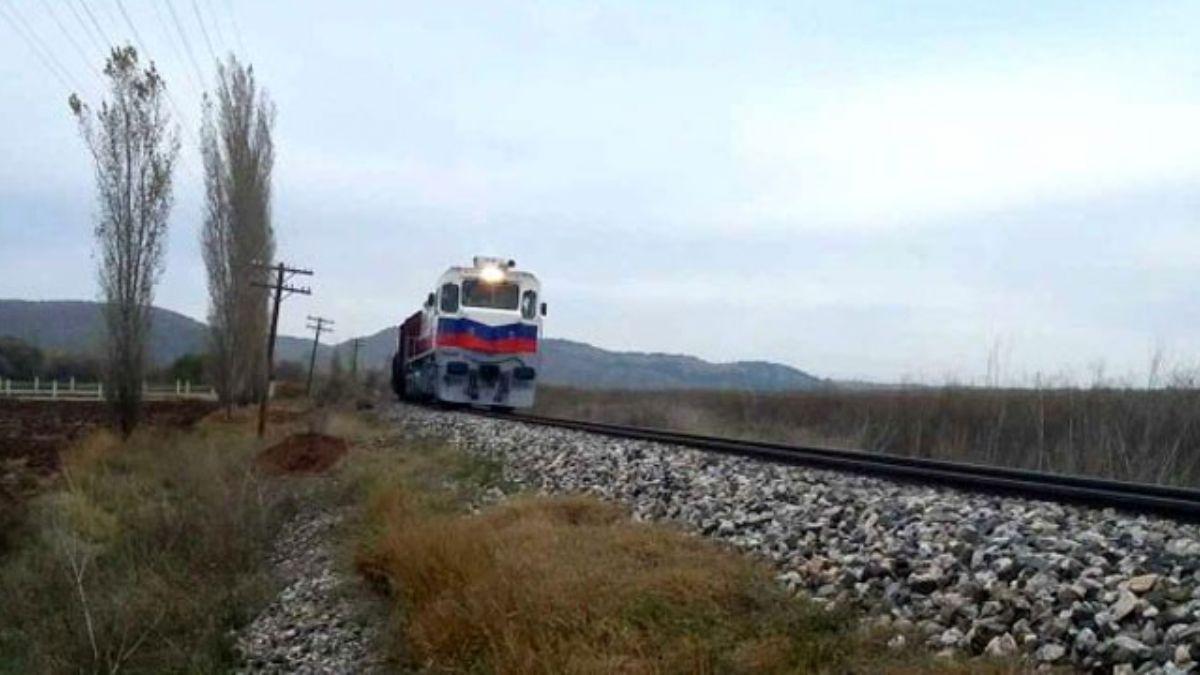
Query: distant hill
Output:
[[0, 299, 824, 391], [336, 328, 824, 391], [0, 300, 321, 366], [539, 338, 825, 391]]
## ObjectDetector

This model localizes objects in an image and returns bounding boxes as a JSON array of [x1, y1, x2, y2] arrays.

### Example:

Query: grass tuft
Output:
[[358, 490, 864, 674]]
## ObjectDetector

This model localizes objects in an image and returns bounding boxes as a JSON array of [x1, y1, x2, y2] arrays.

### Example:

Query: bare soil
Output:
[[0, 400, 217, 476], [204, 405, 309, 426], [256, 433, 348, 474]]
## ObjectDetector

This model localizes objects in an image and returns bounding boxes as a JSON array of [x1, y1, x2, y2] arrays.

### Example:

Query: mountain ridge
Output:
[[0, 299, 825, 391]]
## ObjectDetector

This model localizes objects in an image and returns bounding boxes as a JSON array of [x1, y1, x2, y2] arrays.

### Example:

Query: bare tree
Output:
[[69, 46, 180, 436], [200, 55, 276, 406]]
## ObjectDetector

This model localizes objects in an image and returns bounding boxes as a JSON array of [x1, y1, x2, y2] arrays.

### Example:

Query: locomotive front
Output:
[[393, 256, 544, 409]]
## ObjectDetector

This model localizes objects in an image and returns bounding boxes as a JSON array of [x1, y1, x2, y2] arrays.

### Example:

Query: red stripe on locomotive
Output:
[[435, 332, 538, 354]]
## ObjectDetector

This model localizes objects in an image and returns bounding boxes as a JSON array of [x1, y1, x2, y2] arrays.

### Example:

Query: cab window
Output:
[[521, 290, 538, 320], [462, 279, 520, 310], [439, 283, 460, 313]]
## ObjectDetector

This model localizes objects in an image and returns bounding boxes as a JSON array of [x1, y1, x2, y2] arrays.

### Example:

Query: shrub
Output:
[[166, 352, 207, 385], [0, 336, 43, 380]]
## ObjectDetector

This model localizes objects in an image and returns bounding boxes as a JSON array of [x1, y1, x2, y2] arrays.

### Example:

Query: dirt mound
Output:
[[257, 433, 348, 474]]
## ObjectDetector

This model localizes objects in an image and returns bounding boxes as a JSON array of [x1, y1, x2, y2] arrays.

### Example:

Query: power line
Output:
[[222, 0, 246, 56], [112, 0, 150, 61], [0, 0, 85, 93], [0, 3, 72, 92], [165, 0, 206, 88], [76, 0, 113, 50], [3, 0, 199, 187], [97, 0, 124, 39], [108, 0, 199, 156], [150, 0, 203, 101], [65, 0, 105, 54], [189, 0, 217, 63], [201, 0, 225, 53], [39, 0, 104, 80]]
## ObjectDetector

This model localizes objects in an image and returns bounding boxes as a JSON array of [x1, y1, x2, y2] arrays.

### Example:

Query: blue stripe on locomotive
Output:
[[436, 317, 538, 341]]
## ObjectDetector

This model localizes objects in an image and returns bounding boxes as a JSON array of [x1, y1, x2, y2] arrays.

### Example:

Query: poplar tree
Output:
[[69, 46, 179, 435], [200, 55, 276, 406]]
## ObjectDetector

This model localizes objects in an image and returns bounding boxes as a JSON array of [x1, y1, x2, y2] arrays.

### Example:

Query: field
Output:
[[533, 385, 1200, 487], [0, 400, 221, 557], [0, 399, 217, 475]]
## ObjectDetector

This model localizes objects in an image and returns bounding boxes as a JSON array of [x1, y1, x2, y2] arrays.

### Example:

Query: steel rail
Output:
[[466, 409, 1200, 522]]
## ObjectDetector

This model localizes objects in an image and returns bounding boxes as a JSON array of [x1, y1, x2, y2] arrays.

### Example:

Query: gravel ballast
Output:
[[389, 403, 1200, 673], [234, 506, 382, 674]]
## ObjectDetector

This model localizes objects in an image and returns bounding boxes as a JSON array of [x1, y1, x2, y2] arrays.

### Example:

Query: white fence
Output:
[[0, 378, 217, 402]]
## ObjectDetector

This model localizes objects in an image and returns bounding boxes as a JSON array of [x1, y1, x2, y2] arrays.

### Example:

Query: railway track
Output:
[[468, 409, 1200, 522]]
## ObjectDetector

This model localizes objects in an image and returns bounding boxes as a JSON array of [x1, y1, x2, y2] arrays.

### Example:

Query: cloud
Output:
[[730, 71, 1200, 230]]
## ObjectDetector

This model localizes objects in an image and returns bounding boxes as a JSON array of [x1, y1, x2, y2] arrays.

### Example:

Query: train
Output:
[[391, 256, 545, 410]]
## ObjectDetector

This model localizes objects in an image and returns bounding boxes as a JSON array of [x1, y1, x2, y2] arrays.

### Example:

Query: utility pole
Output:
[[252, 261, 313, 438], [305, 316, 335, 396], [350, 338, 361, 380]]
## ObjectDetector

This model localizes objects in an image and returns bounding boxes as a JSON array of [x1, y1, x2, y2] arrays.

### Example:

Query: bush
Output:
[[0, 336, 43, 380], [167, 352, 207, 385], [41, 352, 103, 382]]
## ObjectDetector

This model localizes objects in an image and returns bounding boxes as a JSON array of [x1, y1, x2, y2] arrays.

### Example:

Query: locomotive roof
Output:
[[440, 266, 540, 283]]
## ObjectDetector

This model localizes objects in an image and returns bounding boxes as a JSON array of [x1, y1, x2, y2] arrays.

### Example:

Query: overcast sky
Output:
[[2, 1, 1198, 383]]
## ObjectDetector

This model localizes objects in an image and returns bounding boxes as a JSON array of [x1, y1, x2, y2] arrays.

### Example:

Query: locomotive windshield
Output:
[[461, 279, 520, 310]]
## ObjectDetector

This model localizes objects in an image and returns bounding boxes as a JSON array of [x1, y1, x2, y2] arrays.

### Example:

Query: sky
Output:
[[1, 1, 1199, 384]]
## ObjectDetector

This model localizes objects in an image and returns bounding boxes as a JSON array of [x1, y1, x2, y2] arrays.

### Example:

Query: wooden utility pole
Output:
[[350, 338, 361, 379], [305, 316, 335, 395], [252, 262, 313, 438]]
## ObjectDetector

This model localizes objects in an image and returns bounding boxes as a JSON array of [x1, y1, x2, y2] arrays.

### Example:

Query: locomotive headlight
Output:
[[479, 265, 505, 283]]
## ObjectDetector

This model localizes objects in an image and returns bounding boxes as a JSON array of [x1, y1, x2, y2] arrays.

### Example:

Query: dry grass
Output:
[[358, 493, 856, 674], [349, 436, 1026, 674], [534, 386, 1200, 487], [0, 422, 296, 673]]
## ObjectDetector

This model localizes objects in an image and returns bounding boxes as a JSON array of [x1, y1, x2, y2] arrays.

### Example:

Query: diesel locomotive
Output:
[[391, 256, 544, 410]]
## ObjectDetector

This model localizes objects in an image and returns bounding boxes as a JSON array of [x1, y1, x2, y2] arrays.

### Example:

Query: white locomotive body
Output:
[[392, 256, 544, 409]]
